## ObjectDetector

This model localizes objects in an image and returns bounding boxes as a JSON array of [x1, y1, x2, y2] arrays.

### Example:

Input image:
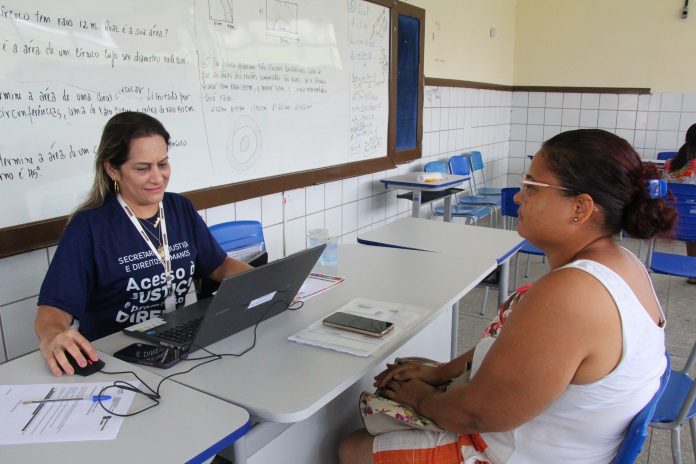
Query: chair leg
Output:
[[524, 254, 532, 278], [513, 254, 520, 290], [690, 418, 696, 464], [672, 426, 683, 464], [480, 287, 489, 316]]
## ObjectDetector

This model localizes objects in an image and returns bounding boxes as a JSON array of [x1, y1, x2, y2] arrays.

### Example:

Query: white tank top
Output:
[[471, 258, 666, 464]]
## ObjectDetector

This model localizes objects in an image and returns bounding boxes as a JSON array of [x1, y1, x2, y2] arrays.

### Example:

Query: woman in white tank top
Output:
[[340, 129, 677, 464]]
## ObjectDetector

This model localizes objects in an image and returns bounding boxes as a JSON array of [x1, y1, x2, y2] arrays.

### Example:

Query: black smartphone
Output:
[[113, 343, 182, 369], [322, 312, 394, 337]]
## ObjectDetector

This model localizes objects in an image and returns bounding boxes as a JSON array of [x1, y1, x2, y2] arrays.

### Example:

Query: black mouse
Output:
[[64, 351, 105, 376]]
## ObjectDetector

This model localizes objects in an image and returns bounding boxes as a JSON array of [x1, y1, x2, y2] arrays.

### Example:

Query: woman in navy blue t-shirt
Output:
[[35, 111, 251, 376]]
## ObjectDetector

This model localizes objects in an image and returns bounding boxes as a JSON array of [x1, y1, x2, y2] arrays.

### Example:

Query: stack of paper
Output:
[[288, 298, 426, 357], [294, 273, 345, 302]]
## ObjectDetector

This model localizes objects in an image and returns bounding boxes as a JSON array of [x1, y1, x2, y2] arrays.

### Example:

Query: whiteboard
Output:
[[0, 0, 389, 228]]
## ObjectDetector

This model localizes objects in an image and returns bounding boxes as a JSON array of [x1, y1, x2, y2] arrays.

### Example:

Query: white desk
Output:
[[1, 351, 250, 464], [358, 217, 526, 356], [96, 244, 491, 464], [381, 172, 467, 222]]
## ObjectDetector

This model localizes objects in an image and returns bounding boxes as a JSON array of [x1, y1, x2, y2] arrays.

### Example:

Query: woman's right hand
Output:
[[374, 361, 447, 390], [38, 327, 98, 377]]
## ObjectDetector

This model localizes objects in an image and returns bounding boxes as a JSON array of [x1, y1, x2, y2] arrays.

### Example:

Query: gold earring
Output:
[[114, 179, 120, 194]]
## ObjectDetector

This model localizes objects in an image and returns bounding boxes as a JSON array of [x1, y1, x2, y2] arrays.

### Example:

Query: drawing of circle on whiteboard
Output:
[[226, 115, 262, 171]]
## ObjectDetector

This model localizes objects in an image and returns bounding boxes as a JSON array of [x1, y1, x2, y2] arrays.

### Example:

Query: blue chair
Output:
[[646, 184, 696, 281], [500, 187, 545, 290], [197, 220, 268, 298], [614, 354, 672, 463], [466, 151, 502, 196], [657, 151, 679, 161], [424, 161, 491, 225], [209, 220, 267, 263], [448, 155, 500, 227], [650, 341, 696, 464]]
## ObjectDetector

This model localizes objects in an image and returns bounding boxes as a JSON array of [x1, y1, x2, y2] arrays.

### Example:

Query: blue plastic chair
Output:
[[198, 221, 268, 298], [657, 151, 679, 161], [500, 187, 545, 290], [209, 220, 267, 262], [466, 151, 502, 196], [614, 354, 672, 463], [650, 341, 696, 464], [646, 184, 696, 280], [424, 161, 491, 225], [449, 155, 500, 227]]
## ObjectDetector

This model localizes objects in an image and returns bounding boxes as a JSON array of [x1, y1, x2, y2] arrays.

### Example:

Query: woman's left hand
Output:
[[380, 378, 438, 411]]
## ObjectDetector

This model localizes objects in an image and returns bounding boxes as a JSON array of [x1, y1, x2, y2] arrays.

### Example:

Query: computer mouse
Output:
[[64, 351, 105, 376]]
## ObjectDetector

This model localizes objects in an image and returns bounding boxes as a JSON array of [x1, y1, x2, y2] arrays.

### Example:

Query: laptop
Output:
[[122, 244, 326, 354]]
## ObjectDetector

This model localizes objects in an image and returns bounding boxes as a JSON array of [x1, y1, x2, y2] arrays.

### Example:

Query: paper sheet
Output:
[[0, 382, 138, 445], [288, 298, 426, 357], [294, 273, 345, 302]]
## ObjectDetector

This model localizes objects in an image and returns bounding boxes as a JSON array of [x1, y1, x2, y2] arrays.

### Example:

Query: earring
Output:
[[572, 217, 579, 223], [113, 179, 120, 194]]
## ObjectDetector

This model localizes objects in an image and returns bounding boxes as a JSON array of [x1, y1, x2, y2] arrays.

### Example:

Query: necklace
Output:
[[137, 217, 164, 257]]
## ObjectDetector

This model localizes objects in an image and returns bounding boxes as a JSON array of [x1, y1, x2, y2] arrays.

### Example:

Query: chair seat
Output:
[[650, 252, 696, 279], [521, 242, 544, 256], [433, 205, 490, 219], [458, 195, 501, 207], [477, 187, 502, 196], [652, 371, 696, 423]]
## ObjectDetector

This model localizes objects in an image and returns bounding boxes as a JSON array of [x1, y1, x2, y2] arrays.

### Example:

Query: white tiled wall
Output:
[[508, 91, 696, 186]]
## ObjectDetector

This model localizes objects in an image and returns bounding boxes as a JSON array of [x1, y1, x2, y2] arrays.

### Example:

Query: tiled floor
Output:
[[456, 234, 695, 464]]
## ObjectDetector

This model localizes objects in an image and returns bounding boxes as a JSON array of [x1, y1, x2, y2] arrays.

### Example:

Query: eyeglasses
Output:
[[520, 176, 580, 196]]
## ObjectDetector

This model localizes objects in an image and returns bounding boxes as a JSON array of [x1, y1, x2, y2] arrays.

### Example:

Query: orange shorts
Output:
[[373, 430, 491, 464]]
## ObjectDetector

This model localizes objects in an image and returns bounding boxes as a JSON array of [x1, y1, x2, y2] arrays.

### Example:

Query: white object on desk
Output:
[[0, 382, 136, 445], [294, 272, 345, 302], [288, 298, 425, 357]]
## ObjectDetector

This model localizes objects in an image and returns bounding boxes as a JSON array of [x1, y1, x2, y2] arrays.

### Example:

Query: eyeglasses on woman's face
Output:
[[519, 175, 580, 197]]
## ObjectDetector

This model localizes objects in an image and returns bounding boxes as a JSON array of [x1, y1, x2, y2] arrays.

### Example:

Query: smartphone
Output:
[[114, 343, 182, 369], [322, 312, 394, 337]]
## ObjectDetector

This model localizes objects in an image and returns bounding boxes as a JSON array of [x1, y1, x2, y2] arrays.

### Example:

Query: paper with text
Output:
[[288, 298, 426, 357], [0, 382, 137, 445]]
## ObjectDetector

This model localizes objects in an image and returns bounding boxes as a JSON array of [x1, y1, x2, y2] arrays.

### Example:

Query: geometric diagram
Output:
[[209, 0, 234, 24], [226, 115, 263, 171], [266, 0, 299, 40]]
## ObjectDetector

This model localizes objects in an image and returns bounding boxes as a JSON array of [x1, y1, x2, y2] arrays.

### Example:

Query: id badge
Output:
[[164, 294, 176, 313]]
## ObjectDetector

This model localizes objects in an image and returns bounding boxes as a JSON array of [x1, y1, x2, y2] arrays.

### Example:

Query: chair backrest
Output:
[[668, 183, 696, 242], [467, 151, 485, 172], [424, 160, 449, 174], [448, 155, 472, 177], [614, 354, 672, 464], [652, 338, 696, 427], [657, 151, 678, 161], [500, 187, 520, 220], [209, 220, 266, 261]]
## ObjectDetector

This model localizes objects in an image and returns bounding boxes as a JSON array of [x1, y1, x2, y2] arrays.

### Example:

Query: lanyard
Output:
[[117, 195, 174, 296]]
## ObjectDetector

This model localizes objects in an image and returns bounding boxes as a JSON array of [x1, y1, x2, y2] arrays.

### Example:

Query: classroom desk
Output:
[[1, 351, 251, 464], [96, 244, 493, 464], [381, 172, 468, 222], [358, 217, 526, 356]]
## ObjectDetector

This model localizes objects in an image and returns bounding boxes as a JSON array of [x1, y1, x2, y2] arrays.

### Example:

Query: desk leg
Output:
[[451, 301, 459, 359], [412, 191, 422, 218], [232, 437, 247, 464], [498, 261, 510, 306], [443, 195, 452, 222]]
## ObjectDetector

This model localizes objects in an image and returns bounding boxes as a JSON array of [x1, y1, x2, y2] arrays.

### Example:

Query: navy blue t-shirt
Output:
[[38, 193, 227, 341]]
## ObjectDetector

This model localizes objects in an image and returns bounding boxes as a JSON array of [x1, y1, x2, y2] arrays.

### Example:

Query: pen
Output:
[[21, 395, 112, 405]]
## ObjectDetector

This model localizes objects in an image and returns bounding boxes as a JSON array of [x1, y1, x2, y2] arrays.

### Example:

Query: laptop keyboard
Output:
[[156, 317, 203, 346]]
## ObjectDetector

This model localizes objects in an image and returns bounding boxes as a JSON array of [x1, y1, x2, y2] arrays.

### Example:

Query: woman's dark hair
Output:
[[541, 129, 677, 239], [73, 111, 170, 215], [669, 123, 696, 172]]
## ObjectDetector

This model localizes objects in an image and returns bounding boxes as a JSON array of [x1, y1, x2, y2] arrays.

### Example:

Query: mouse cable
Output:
[[94, 297, 297, 416]]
